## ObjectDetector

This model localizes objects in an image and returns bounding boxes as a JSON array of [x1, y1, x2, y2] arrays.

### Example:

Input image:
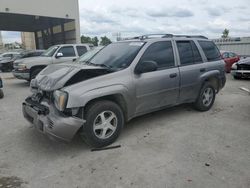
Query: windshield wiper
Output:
[[84, 61, 113, 69], [97, 63, 113, 69]]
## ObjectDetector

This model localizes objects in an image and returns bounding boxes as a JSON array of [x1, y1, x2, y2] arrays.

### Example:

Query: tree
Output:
[[100, 36, 112, 46], [91, 37, 99, 46], [81, 35, 99, 46], [221, 29, 229, 38], [81, 35, 92, 44]]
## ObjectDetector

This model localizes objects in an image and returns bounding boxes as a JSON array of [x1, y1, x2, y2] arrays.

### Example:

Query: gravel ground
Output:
[[0, 73, 249, 188]]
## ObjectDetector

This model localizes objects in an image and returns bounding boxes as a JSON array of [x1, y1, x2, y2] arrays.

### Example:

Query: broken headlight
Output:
[[18, 63, 27, 70], [53, 90, 68, 111]]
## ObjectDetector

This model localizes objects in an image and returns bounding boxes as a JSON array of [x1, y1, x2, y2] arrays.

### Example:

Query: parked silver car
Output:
[[23, 34, 226, 147]]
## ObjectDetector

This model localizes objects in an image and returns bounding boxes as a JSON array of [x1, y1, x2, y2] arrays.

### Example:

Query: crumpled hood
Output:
[[31, 63, 106, 91]]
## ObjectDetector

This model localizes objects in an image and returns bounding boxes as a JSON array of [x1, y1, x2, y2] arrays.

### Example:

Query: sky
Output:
[[2, 0, 250, 42]]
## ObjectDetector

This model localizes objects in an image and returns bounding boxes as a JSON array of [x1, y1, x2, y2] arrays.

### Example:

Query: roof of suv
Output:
[[121, 34, 210, 42]]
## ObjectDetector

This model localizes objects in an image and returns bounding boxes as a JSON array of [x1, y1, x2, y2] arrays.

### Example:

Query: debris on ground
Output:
[[205, 163, 210, 167], [0, 176, 26, 188], [91, 145, 121, 152]]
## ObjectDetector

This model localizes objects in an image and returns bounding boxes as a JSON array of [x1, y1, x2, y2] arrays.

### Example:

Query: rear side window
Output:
[[58, 46, 76, 57], [139, 41, 175, 69], [177, 41, 202, 65], [198, 41, 221, 61], [3, 54, 13, 58], [76, 46, 88, 56], [229, 52, 236, 58]]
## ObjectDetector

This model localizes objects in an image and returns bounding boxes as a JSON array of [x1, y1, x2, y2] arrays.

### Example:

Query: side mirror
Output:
[[135, 61, 158, 74], [56, 52, 63, 58]]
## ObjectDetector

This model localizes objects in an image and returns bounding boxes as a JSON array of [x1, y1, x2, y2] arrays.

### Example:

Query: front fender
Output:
[[66, 84, 130, 109]]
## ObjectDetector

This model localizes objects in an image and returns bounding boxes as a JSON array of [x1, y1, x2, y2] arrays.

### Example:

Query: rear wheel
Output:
[[194, 83, 216, 111], [81, 100, 124, 148]]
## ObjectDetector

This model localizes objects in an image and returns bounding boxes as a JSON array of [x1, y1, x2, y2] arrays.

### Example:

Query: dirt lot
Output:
[[0, 73, 249, 188]]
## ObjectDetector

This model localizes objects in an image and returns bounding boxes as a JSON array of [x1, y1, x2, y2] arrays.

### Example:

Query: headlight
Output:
[[18, 63, 27, 70], [53, 90, 68, 111], [231, 63, 237, 70]]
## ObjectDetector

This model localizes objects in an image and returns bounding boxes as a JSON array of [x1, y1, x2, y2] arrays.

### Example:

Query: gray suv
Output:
[[22, 34, 226, 147]]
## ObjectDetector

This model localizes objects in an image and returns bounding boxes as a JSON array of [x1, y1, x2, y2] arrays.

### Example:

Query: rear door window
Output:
[[139, 41, 175, 69], [76, 46, 88, 56], [198, 41, 221, 61], [177, 41, 202, 65]]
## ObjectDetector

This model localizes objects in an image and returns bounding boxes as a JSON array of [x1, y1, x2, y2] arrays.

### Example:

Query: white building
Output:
[[0, 31, 3, 49], [0, 0, 81, 49], [213, 37, 250, 56], [21, 32, 36, 50]]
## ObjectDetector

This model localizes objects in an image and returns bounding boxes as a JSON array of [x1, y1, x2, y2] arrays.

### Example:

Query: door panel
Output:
[[134, 68, 180, 114], [176, 40, 204, 102], [179, 64, 206, 102]]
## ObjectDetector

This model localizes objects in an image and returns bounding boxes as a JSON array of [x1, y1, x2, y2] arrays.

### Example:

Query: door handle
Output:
[[200, 68, 206, 72], [169, 73, 177, 78]]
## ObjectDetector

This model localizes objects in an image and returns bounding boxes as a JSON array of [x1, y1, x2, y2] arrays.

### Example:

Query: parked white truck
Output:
[[13, 44, 92, 81]]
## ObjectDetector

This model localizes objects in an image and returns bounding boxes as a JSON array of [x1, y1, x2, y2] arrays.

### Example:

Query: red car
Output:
[[221, 51, 240, 73]]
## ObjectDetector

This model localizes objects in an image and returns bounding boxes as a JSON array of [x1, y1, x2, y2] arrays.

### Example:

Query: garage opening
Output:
[[0, 12, 77, 49]]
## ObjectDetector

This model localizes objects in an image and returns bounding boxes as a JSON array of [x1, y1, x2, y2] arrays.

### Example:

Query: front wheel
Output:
[[194, 83, 216, 111], [233, 75, 241, 79], [81, 100, 124, 148]]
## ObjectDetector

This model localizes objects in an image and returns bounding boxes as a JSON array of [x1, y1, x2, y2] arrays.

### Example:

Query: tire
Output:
[[233, 75, 241, 79], [194, 83, 216, 111], [81, 100, 124, 148], [30, 68, 42, 80], [0, 89, 4, 99]]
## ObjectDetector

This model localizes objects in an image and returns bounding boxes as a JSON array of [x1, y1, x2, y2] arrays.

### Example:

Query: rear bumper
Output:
[[22, 97, 85, 142], [13, 70, 30, 80]]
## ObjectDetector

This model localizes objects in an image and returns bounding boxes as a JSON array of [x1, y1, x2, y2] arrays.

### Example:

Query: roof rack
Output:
[[167, 35, 208, 39], [122, 34, 208, 40]]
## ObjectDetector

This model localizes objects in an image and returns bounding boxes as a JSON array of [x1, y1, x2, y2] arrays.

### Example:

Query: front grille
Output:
[[238, 64, 250, 70], [47, 118, 54, 130], [43, 91, 53, 101]]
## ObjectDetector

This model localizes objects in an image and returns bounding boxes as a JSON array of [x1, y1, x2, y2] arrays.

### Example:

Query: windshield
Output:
[[89, 42, 145, 70], [78, 47, 103, 63], [41, 46, 59, 57]]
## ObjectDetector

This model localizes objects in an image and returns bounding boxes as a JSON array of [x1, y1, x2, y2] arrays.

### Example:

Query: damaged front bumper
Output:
[[13, 70, 30, 80], [22, 97, 85, 142], [231, 70, 250, 78]]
